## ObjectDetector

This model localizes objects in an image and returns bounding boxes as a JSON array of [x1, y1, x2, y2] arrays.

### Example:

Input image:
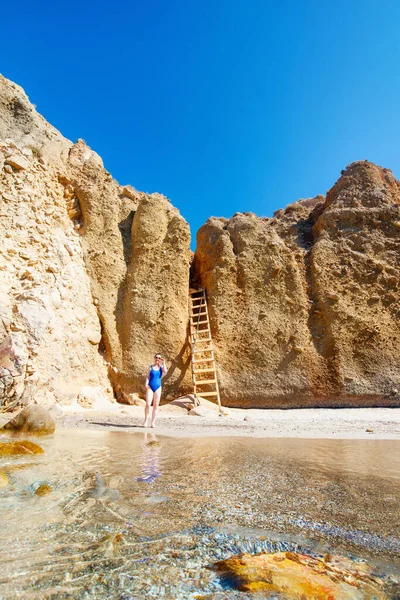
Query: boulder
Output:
[[0, 440, 44, 456], [1, 405, 55, 435], [213, 552, 386, 598]]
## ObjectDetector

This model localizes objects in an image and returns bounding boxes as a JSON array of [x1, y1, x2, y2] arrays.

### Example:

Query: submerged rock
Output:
[[34, 483, 52, 496], [0, 440, 44, 456], [213, 551, 386, 599], [0, 468, 9, 488], [88, 533, 124, 558], [1, 405, 55, 435]]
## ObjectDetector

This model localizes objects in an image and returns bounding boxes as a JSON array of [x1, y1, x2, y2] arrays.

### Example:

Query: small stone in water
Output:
[[0, 469, 9, 489], [35, 484, 53, 496]]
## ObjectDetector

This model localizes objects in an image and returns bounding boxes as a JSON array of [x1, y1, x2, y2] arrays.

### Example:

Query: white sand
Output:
[[53, 400, 400, 440]]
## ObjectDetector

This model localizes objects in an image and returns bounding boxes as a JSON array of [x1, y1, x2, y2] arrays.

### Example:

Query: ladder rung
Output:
[[190, 315, 208, 322], [192, 329, 210, 335], [194, 379, 217, 385], [192, 357, 214, 363], [191, 333, 210, 339], [190, 290, 205, 296], [191, 297, 206, 303], [190, 310, 207, 316], [192, 340, 212, 346], [193, 347, 213, 353], [193, 367, 215, 373], [196, 391, 219, 397]]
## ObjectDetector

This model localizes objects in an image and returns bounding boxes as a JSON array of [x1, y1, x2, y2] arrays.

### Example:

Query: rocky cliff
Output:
[[192, 163, 400, 407], [0, 75, 191, 410], [1, 74, 399, 410]]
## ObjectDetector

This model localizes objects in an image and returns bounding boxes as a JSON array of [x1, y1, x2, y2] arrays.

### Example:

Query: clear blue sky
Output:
[[2, 1, 400, 247]]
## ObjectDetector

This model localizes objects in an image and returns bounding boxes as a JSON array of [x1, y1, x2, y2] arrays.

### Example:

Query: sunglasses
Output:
[[155, 356, 162, 359]]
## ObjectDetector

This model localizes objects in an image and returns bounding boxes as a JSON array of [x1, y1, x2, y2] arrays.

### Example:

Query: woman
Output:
[[142, 353, 167, 428]]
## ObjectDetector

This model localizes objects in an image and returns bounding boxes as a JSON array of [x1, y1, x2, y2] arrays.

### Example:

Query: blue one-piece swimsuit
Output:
[[148, 366, 163, 392]]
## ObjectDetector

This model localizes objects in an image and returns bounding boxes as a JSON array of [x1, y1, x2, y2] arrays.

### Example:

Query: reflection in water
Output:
[[0, 430, 399, 599], [136, 433, 162, 483]]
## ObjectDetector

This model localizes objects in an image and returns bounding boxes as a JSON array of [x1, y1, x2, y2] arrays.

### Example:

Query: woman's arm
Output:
[[161, 359, 168, 375], [145, 367, 151, 388]]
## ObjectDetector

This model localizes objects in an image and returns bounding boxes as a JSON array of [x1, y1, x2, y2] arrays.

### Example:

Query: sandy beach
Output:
[[48, 400, 400, 440]]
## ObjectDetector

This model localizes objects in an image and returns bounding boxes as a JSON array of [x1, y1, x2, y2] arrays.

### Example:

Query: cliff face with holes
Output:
[[0, 75, 191, 410], [192, 162, 400, 407], [1, 74, 399, 410]]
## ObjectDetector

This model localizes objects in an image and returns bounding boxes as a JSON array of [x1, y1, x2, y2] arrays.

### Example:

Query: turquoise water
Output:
[[0, 430, 399, 598]]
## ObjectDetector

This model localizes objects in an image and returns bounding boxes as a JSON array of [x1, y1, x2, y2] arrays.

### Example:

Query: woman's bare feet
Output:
[[151, 423, 156, 428], [142, 420, 149, 428]]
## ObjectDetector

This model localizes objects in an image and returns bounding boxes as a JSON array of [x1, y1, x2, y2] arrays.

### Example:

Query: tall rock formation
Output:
[[192, 163, 400, 407], [1, 74, 399, 410], [310, 161, 400, 404], [0, 75, 191, 410]]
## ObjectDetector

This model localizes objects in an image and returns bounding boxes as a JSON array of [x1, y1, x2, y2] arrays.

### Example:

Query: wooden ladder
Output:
[[189, 288, 221, 411]]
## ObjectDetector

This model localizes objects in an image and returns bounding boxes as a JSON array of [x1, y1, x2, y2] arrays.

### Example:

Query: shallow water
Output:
[[0, 430, 399, 599]]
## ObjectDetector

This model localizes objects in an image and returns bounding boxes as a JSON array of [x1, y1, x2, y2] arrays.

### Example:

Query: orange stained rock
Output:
[[0, 440, 44, 456], [214, 551, 386, 599], [34, 483, 52, 496], [0, 468, 9, 488]]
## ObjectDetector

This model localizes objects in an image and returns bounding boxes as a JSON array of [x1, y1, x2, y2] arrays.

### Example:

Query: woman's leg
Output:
[[143, 388, 153, 426], [151, 387, 162, 428]]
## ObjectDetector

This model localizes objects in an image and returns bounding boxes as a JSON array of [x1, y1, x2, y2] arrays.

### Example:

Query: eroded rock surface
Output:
[[1, 73, 399, 410], [0, 134, 112, 409], [0, 74, 191, 408], [193, 163, 400, 407], [120, 194, 191, 396]]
